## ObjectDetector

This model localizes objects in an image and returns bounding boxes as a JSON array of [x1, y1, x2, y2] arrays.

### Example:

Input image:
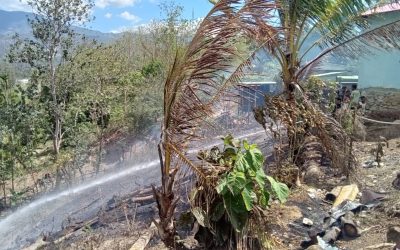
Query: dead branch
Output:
[[364, 243, 396, 249], [22, 237, 48, 250], [131, 195, 154, 204], [359, 225, 379, 234], [129, 222, 157, 250]]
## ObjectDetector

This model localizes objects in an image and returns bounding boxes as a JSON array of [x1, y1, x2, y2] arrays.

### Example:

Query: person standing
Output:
[[349, 84, 361, 109]]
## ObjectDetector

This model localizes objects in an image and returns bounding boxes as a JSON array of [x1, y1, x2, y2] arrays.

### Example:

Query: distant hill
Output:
[[0, 9, 118, 58]]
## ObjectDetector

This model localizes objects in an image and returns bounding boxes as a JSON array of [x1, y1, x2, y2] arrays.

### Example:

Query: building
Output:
[[237, 81, 279, 114], [358, 3, 400, 88]]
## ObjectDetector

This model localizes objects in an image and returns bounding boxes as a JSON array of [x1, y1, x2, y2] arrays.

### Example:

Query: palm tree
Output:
[[211, 0, 400, 173], [152, 1, 268, 246], [155, 0, 400, 246], [210, 0, 400, 97]]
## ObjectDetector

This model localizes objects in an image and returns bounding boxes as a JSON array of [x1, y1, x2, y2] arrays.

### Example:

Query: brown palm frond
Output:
[[168, 142, 209, 182], [161, 0, 280, 163], [293, 83, 357, 174], [155, 1, 264, 245]]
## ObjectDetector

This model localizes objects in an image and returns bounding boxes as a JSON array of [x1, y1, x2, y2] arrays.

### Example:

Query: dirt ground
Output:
[[37, 137, 399, 250], [265, 137, 400, 250]]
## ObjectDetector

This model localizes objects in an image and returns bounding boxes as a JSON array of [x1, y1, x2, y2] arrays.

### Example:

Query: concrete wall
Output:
[[357, 11, 400, 89]]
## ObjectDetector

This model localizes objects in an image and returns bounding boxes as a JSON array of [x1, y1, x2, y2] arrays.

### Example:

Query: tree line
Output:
[[0, 0, 192, 207]]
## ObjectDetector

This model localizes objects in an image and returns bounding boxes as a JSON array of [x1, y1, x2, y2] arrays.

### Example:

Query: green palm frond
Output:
[[298, 18, 400, 78]]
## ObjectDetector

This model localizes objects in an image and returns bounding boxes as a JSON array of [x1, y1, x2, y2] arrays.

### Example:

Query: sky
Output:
[[0, 0, 214, 33]]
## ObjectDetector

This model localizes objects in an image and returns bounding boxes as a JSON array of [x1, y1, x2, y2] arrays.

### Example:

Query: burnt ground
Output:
[[29, 137, 399, 250], [265, 137, 400, 250]]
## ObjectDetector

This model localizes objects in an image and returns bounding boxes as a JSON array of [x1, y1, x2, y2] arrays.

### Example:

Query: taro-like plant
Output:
[[190, 135, 289, 248], [215, 135, 289, 231]]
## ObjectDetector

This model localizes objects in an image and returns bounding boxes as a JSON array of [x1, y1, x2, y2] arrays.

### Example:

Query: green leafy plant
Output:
[[192, 135, 289, 236], [213, 135, 289, 232]]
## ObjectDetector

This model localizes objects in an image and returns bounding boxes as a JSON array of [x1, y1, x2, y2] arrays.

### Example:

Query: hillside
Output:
[[0, 9, 118, 58]]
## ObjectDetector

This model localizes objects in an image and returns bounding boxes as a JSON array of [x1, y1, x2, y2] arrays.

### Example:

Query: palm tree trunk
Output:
[[152, 142, 179, 248]]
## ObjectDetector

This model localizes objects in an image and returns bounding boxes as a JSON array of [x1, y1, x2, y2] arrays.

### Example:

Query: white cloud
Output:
[[96, 0, 140, 9], [110, 26, 129, 33], [0, 0, 31, 12], [104, 12, 113, 18], [119, 11, 140, 22]]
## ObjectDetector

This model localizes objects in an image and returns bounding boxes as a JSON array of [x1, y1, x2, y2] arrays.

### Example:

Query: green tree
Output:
[[8, 0, 94, 188]]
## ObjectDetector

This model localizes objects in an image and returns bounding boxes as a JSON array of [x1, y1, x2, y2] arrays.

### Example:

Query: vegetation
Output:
[[1, 0, 400, 249], [0, 1, 192, 206], [153, 0, 400, 248], [191, 135, 288, 248]]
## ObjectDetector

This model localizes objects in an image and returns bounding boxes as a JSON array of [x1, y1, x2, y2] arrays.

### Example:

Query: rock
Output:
[[303, 218, 314, 226], [363, 160, 375, 168], [392, 172, 400, 190], [359, 211, 367, 218], [371, 162, 379, 168], [308, 188, 317, 199], [387, 226, 400, 243], [306, 245, 323, 250]]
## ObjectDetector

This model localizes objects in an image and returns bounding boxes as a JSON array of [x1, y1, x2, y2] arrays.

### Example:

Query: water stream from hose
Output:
[[0, 129, 265, 250]]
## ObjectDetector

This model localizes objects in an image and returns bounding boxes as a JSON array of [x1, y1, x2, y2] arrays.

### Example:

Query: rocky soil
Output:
[[266, 137, 400, 250]]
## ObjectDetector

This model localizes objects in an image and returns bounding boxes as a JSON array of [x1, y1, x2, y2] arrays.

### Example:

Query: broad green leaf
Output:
[[266, 176, 290, 203], [234, 152, 248, 172], [259, 190, 270, 208], [222, 192, 248, 232], [223, 147, 237, 160], [227, 172, 246, 194], [255, 168, 266, 187], [237, 147, 264, 173], [241, 187, 253, 211], [216, 177, 228, 194]]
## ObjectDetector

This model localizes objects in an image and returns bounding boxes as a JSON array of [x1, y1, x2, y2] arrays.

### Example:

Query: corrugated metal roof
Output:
[[240, 81, 277, 85], [337, 76, 359, 80], [363, 3, 400, 16]]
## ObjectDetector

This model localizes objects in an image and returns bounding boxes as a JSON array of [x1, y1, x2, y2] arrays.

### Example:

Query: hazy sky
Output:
[[0, 0, 214, 33]]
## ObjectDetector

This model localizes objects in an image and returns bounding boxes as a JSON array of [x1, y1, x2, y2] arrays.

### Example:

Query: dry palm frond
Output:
[[155, 0, 279, 246], [295, 87, 358, 175]]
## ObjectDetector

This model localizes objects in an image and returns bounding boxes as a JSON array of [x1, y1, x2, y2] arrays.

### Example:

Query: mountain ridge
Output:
[[0, 9, 118, 58]]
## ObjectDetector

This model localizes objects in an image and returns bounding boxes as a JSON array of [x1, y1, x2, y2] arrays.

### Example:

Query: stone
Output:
[[303, 218, 314, 226], [363, 160, 375, 168], [393, 172, 400, 190], [371, 162, 379, 167], [359, 211, 367, 218], [306, 245, 323, 250], [387, 226, 400, 243], [308, 188, 317, 199]]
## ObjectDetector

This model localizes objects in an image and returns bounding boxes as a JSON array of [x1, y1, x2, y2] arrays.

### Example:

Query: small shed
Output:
[[237, 81, 278, 114], [336, 75, 359, 89]]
